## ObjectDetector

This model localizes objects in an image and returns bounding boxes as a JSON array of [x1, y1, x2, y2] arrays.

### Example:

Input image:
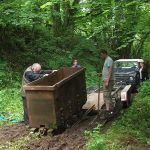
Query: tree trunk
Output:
[[52, 3, 62, 37]]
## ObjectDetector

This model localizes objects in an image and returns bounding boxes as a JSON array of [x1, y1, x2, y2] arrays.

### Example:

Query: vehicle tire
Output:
[[122, 96, 131, 108], [114, 98, 122, 113], [122, 101, 129, 108]]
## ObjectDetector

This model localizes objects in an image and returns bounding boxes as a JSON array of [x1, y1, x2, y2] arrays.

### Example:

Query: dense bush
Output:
[[117, 81, 150, 133], [0, 60, 8, 88]]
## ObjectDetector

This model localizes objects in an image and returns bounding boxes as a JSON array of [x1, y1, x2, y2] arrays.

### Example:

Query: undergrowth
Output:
[[0, 86, 23, 125]]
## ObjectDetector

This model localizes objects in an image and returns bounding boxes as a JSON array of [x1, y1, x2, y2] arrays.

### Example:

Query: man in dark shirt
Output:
[[72, 59, 81, 68], [21, 63, 53, 124], [139, 62, 149, 82]]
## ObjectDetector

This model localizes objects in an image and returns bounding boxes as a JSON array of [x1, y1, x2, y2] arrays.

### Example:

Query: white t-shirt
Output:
[[102, 56, 114, 81], [139, 68, 142, 79]]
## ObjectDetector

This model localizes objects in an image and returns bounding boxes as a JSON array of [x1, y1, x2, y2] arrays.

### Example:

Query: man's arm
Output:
[[105, 59, 113, 87], [106, 66, 113, 86], [40, 70, 53, 74], [25, 71, 44, 82], [41, 70, 58, 74]]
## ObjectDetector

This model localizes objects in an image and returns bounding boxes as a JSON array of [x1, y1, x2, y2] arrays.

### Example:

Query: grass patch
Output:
[[0, 85, 23, 125]]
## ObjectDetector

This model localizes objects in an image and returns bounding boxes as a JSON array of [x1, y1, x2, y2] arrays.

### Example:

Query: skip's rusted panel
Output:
[[54, 70, 87, 126], [24, 67, 87, 128], [26, 91, 56, 128]]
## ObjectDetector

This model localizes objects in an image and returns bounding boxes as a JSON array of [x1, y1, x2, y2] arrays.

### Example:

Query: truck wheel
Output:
[[114, 98, 122, 113], [122, 101, 129, 108], [122, 90, 132, 108], [122, 96, 131, 108]]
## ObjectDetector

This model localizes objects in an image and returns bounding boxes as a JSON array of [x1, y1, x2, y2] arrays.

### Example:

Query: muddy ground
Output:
[[0, 87, 110, 150], [0, 92, 149, 150], [0, 114, 149, 150], [0, 115, 109, 150], [26, 118, 94, 150], [0, 123, 29, 149]]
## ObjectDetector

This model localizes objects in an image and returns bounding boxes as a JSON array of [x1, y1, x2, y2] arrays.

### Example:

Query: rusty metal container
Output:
[[24, 67, 87, 128]]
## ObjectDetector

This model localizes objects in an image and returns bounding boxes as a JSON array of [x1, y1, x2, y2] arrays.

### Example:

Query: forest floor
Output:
[[0, 114, 149, 150], [0, 115, 108, 150], [0, 113, 150, 150], [0, 89, 149, 150]]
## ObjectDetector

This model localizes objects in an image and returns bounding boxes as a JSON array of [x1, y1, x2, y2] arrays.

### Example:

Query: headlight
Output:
[[129, 73, 136, 77], [121, 92, 127, 101], [129, 76, 134, 81]]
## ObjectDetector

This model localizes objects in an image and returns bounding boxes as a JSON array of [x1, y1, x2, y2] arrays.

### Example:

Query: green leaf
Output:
[[40, 2, 52, 9]]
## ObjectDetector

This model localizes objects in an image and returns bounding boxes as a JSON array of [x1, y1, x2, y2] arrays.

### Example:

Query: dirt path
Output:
[[25, 116, 99, 150], [0, 123, 29, 144], [0, 113, 149, 150], [0, 93, 142, 150], [0, 115, 106, 150], [0, 123, 29, 149]]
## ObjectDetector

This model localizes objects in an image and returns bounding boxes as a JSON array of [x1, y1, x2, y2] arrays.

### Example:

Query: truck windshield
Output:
[[114, 61, 139, 72], [115, 61, 138, 68]]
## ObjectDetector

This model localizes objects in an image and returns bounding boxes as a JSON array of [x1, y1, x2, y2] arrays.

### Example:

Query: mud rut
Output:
[[0, 113, 116, 150]]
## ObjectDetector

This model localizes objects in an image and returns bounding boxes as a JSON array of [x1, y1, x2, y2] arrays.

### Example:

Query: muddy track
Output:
[[25, 115, 112, 150], [0, 123, 29, 149], [0, 114, 115, 150], [0, 87, 125, 150]]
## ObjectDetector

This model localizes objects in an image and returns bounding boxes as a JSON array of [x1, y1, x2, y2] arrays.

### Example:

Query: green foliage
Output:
[[116, 99, 149, 142], [0, 0, 51, 27], [85, 124, 106, 150], [85, 124, 124, 150], [107, 81, 150, 144], [142, 42, 150, 63], [0, 60, 8, 88], [76, 0, 150, 59], [0, 60, 21, 89], [138, 81, 150, 98], [0, 86, 23, 125], [84, 64, 100, 87], [1, 0, 149, 74]]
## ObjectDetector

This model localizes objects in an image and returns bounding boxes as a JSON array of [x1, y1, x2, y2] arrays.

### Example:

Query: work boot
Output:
[[99, 110, 108, 120], [100, 110, 115, 120], [107, 110, 114, 119]]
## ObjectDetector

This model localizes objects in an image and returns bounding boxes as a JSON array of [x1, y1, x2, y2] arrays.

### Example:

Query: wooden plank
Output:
[[111, 85, 122, 97]]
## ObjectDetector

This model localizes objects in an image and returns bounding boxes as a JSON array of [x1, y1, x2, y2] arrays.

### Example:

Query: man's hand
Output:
[[52, 70, 57, 73], [43, 74, 49, 77]]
